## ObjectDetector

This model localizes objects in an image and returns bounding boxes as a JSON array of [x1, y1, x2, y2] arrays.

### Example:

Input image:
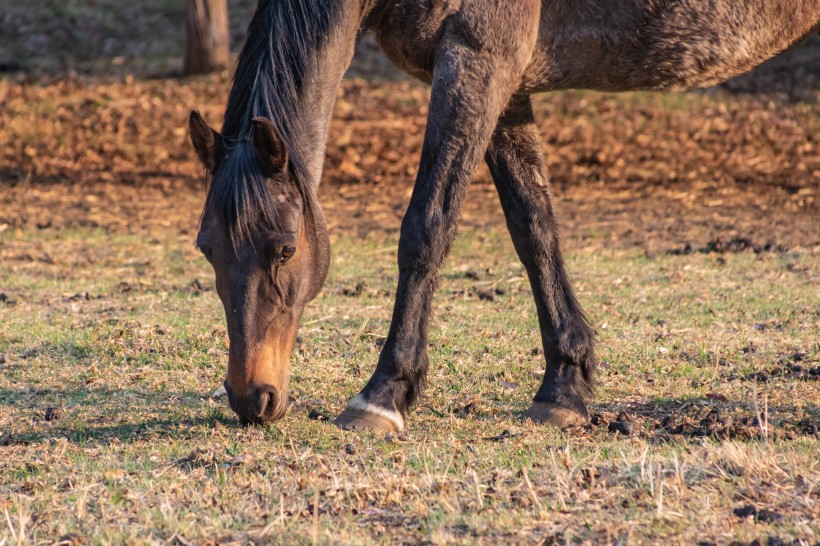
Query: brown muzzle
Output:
[[223, 322, 298, 425]]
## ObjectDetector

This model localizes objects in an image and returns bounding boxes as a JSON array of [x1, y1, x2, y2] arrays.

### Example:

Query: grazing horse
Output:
[[189, 0, 820, 431]]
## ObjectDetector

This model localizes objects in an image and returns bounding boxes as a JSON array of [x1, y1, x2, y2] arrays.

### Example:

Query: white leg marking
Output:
[[346, 394, 404, 432]]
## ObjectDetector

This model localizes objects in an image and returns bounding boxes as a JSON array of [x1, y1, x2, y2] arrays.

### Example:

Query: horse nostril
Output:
[[225, 383, 286, 424], [254, 385, 280, 419]]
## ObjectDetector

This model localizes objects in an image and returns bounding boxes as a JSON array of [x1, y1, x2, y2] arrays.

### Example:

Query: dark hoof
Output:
[[333, 396, 403, 433], [522, 402, 589, 428]]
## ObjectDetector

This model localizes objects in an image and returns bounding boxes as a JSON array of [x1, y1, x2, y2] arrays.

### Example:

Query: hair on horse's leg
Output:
[[485, 96, 596, 427], [334, 41, 524, 433]]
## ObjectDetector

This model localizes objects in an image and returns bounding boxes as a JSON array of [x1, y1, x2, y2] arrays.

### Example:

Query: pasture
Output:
[[1, 2, 819, 544]]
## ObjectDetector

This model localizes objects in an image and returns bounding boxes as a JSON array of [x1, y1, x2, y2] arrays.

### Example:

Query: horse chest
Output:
[[371, 0, 462, 82]]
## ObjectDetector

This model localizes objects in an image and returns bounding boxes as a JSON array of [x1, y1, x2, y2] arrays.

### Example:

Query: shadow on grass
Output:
[[3, 385, 817, 446], [0, 410, 244, 447], [440, 394, 819, 422], [0, 385, 246, 446], [444, 395, 818, 441], [0, 386, 215, 407], [587, 397, 820, 441], [592, 396, 819, 419]]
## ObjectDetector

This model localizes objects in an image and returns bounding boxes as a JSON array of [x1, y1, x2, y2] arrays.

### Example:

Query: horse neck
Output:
[[284, 2, 362, 291], [223, 0, 367, 189], [288, 10, 362, 187]]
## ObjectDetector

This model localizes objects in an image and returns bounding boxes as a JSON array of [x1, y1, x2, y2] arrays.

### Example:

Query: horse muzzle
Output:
[[225, 382, 289, 425]]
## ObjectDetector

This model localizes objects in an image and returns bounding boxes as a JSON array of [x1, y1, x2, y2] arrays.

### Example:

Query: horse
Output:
[[188, 0, 820, 431]]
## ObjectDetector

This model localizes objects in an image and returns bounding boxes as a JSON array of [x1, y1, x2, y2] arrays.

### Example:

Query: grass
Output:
[[1, 223, 817, 545]]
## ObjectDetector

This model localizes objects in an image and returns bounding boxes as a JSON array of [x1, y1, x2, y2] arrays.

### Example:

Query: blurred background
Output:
[[1, 1, 818, 89], [0, 0, 817, 249]]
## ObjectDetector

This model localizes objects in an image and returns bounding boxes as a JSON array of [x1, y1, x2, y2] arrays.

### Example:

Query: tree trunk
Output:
[[184, 0, 230, 75]]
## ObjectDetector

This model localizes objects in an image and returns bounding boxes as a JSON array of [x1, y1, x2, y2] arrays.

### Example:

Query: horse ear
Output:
[[189, 111, 225, 173], [251, 117, 288, 173]]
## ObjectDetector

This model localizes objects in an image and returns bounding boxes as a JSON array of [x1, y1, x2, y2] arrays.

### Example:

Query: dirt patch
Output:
[[589, 398, 820, 443], [667, 237, 790, 255], [744, 354, 820, 383]]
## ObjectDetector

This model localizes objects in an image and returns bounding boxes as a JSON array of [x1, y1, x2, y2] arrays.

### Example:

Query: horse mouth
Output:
[[236, 399, 289, 426], [226, 383, 290, 425]]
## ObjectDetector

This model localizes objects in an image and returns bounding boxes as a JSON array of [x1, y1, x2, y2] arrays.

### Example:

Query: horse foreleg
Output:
[[334, 44, 523, 433], [485, 97, 597, 427]]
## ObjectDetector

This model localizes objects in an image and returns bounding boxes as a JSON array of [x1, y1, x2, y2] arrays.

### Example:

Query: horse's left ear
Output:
[[252, 117, 288, 173], [189, 111, 225, 173]]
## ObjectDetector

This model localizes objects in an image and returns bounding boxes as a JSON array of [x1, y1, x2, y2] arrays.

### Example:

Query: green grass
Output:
[[0, 225, 817, 545]]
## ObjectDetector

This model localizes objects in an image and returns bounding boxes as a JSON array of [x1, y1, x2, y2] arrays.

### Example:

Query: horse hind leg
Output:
[[485, 97, 596, 428]]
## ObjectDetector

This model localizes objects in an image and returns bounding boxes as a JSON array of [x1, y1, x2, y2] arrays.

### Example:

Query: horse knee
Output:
[[397, 210, 445, 271], [509, 211, 556, 248]]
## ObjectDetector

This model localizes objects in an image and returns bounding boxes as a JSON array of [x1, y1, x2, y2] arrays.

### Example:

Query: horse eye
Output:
[[280, 246, 296, 263]]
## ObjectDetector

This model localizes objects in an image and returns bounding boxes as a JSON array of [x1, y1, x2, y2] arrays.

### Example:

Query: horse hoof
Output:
[[333, 396, 404, 433], [522, 402, 589, 428]]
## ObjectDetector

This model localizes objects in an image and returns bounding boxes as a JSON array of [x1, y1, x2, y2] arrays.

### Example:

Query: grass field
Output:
[[1, 218, 818, 544]]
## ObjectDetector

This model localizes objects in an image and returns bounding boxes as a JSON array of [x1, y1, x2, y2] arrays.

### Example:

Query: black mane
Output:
[[205, 0, 343, 243]]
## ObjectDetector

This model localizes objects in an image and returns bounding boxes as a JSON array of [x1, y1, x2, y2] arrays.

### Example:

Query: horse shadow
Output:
[[0, 386, 242, 447]]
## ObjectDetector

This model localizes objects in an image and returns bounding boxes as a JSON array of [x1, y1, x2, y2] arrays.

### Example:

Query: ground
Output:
[[1, 2, 819, 545]]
